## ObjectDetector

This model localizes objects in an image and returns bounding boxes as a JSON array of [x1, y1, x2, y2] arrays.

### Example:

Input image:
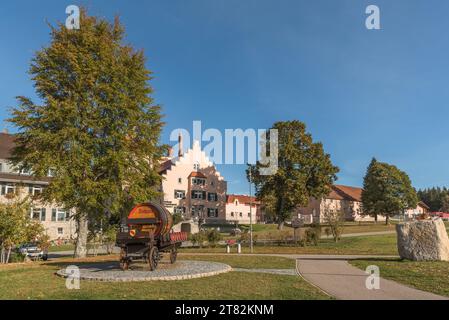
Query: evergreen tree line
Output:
[[417, 187, 449, 212]]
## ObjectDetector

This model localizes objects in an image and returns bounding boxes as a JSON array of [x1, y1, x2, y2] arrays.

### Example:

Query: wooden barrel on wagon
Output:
[[127, 202, 174, 237]]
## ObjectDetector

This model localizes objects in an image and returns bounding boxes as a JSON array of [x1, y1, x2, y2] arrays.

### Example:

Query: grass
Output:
[[224, 222, 397, 241], [48, 244, 75, 252], [0, 255, 328, 300], [350, 258, 449, 297], [182, 234, 399, 255], [180, 254, 296, 269]]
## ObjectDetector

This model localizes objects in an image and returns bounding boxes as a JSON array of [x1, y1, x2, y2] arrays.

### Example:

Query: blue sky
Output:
[[1, 0, 449, 194]]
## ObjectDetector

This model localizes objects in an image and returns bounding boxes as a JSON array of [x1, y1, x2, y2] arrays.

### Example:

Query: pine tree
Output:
[[248, 120, 339, 229], [8, 9, 165, 257], [362, 158, 418, 224]]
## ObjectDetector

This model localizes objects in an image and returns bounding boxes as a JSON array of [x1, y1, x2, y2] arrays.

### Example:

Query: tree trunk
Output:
[[277, 220, 284, 230], [374, 213, 378, 224], [385, 215, 390, 225], [6, 247, 11, 264], [0, 246, 4, 264], [74, 215, 88, 258]]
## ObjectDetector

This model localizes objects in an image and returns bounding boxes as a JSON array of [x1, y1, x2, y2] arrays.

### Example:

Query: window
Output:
[[178, 178, 182, 184], [235, 200, 239, 205], [174, 190, 186, 199], [193, 163, 200, 171], [239, 212, 243, 217], [20, 168, 31, 175], [57, 228, 63, 235], [191, 190, 206, 200], [192, 178, 206, 186], [0, 163, 2, 172], [174, 206, 186, 214], [29, 185, 43, 196], [208, 193, 218, 202], [52, 209, 67, 222], [191, 205, 204, 216], [1, 184, 16, 195], [207, 208, 218, 218], [31, 208, 46, 221], [231, 212, 234, 217], [248, 212, 251, 217]]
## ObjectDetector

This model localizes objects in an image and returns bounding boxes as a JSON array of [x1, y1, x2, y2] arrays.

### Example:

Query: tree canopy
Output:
[[417, 187, 449, 212], [8, 9, 165, 257], [248, 120, 339, 229], [361, 158, 418, 224]]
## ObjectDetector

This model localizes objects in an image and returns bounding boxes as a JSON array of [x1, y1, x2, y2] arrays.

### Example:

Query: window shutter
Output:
[[41, 208, 46, 221], [52, 209, 56, 221]]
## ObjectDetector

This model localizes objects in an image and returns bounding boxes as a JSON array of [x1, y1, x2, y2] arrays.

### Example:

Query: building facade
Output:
[[404, 202, 430, 220], [225, 194, 260, 224], [0, 133, 76, 241], [158, 138, 227, 224], [297, 184, 430, 224], [296, 185, 384, 224]]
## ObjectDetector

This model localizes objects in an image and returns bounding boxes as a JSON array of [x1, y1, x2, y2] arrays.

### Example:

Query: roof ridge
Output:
[[331, 185, 359, 201]]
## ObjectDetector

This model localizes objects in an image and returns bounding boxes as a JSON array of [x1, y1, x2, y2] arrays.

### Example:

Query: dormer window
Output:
[[235, 200, 239, 206], [192, 178, 206, 186], [193, 163, 200, 171]]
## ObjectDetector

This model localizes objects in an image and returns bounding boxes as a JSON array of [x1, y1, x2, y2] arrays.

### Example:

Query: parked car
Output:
[[18, 244, 48, 261]]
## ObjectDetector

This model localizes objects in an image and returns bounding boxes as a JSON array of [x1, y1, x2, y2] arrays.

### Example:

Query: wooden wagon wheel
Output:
[[119, 248, 129, 271], [169, 247, 178, 264], [148, 246, 159, 271]]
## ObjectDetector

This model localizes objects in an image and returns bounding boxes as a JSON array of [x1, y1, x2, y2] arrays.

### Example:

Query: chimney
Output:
[[178, 132, 183, 157]]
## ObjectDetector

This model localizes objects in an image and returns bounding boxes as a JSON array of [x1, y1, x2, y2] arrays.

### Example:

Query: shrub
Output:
[[206, 229, 222, 247]]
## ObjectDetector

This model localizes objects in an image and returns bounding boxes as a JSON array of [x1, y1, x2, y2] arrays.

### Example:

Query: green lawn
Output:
[[48, 244, 75, 252], [224, 222, 397, 241], [182, 234, 399, 255], [180, 254, 295, 269], [0, 255, 328, 300], [350, 258, 449, 297]]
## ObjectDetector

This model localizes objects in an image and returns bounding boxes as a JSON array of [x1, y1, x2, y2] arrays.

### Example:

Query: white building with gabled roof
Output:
[[158, 135, 227, 223]]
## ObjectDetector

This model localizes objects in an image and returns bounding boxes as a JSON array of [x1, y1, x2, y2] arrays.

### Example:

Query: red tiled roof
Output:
[[226, 194, 259, 205], [418, 201, 430, 210], [0, 133, 16, 159], [157, 159, 173, 174], [189, 171, 207, 179], [327, 185, 363, 202]]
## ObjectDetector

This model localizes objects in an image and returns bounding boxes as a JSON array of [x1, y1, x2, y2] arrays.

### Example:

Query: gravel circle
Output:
[[56, 260, 232, 282]]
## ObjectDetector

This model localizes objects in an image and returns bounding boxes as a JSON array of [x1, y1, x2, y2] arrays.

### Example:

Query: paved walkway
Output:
[[184, 253, 449, 300], [294, 255, 448, 300], [233, 268, 296, 276]]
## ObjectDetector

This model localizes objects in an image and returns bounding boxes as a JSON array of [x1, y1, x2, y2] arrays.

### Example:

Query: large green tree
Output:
[[248, 120, 339, 229], [361, 158, 418, 224], [8, 9, 165, 258]]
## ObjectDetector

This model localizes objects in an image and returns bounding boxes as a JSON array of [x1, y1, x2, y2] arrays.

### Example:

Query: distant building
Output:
[[297, 184, 431, 224], [404, 202, 430, 220], [0, 133, 76, 241], [158, 135, 227, 224], [225, 194, 260, 224], [296, 185, 384, 224]]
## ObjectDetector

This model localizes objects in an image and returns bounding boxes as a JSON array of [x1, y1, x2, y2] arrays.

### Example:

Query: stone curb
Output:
[[56, 261, 232, 282]]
